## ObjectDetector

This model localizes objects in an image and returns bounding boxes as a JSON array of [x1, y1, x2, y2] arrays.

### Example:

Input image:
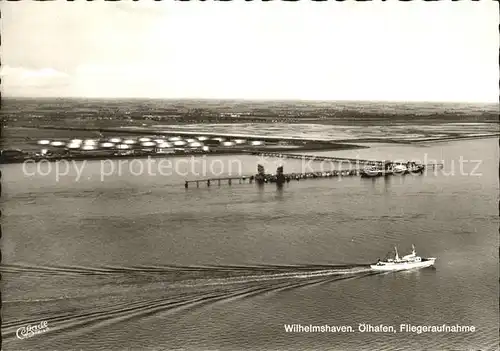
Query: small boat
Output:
[[362, 161, 425, 177], [392, 164, 407, 174], [360, 165, 384, 177], [371, 245, 436, 271], [406, 162, 425, 174], [360, 161, 396, 178]]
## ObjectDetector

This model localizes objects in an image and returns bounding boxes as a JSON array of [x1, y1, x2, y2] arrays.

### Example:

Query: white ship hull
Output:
[[392, 165, 407, 174], [370, 258, 436, 271]]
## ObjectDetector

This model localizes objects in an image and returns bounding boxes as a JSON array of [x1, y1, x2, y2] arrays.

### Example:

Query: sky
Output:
[[1, 0, 498, 102]]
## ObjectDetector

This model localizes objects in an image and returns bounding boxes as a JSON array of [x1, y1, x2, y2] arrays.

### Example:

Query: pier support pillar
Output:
[[218, 179, 221, 186], [228, 179, 232, 185], [207, 180, 211, 187], [196, 181, 199, 188], [185, 181, 188, 189]]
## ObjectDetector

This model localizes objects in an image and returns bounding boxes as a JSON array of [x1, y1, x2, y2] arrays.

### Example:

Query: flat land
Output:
[[1, 98, 498, 163]]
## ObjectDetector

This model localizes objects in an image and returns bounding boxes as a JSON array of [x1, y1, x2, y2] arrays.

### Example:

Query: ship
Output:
[[360, 161, 394, 177], [361, 161, 425, 177], [370, 245, 436, 271], [360, 165, 386, 177], [392, 161, 425, 175]]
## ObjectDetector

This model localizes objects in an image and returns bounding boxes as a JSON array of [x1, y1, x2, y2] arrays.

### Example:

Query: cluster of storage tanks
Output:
[[35, 135, 265, 153]]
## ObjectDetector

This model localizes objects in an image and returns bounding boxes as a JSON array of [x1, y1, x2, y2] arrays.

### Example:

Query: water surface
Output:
[[1, 138, 498, 350]]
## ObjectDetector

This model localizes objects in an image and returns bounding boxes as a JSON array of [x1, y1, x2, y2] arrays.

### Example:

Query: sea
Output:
[[1, 130, 499, 349]]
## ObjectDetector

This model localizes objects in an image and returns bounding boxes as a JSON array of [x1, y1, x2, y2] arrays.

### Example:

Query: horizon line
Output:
[[2, 96, 499, 105]]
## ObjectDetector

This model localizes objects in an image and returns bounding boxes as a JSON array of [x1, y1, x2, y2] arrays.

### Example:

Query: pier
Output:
[[250, 152, 385, 165], [250, 152, 444, 169], [184, 167, 359, 188], [184, 158, 443, 188]]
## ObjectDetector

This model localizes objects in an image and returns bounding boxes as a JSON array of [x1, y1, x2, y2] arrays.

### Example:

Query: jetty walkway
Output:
[[184, 169, 359, 188], [249, 152, 385, 165], [250, 151, 443, 168]]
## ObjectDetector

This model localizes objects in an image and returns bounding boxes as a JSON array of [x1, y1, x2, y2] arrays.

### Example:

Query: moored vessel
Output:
[[361, 161, 425, 177], [392, 161, 425, 175], [360, 165, 384, 177], [405, 161, 425, 174], [392, 164, 407, 174]]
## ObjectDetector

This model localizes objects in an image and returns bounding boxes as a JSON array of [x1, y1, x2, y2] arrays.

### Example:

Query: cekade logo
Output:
[[16, 321, 50, 340]]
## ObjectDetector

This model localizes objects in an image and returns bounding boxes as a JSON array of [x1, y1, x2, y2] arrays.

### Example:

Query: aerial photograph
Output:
[[0, 1, 498, 350]]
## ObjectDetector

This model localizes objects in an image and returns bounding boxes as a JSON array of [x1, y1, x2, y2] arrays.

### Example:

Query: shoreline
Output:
[[411, 134, 499, 143], [0, 143, 368, 165], [1, 124, 497, 165], [1, 134, 496, 165], [6, 125, 499, 144]]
